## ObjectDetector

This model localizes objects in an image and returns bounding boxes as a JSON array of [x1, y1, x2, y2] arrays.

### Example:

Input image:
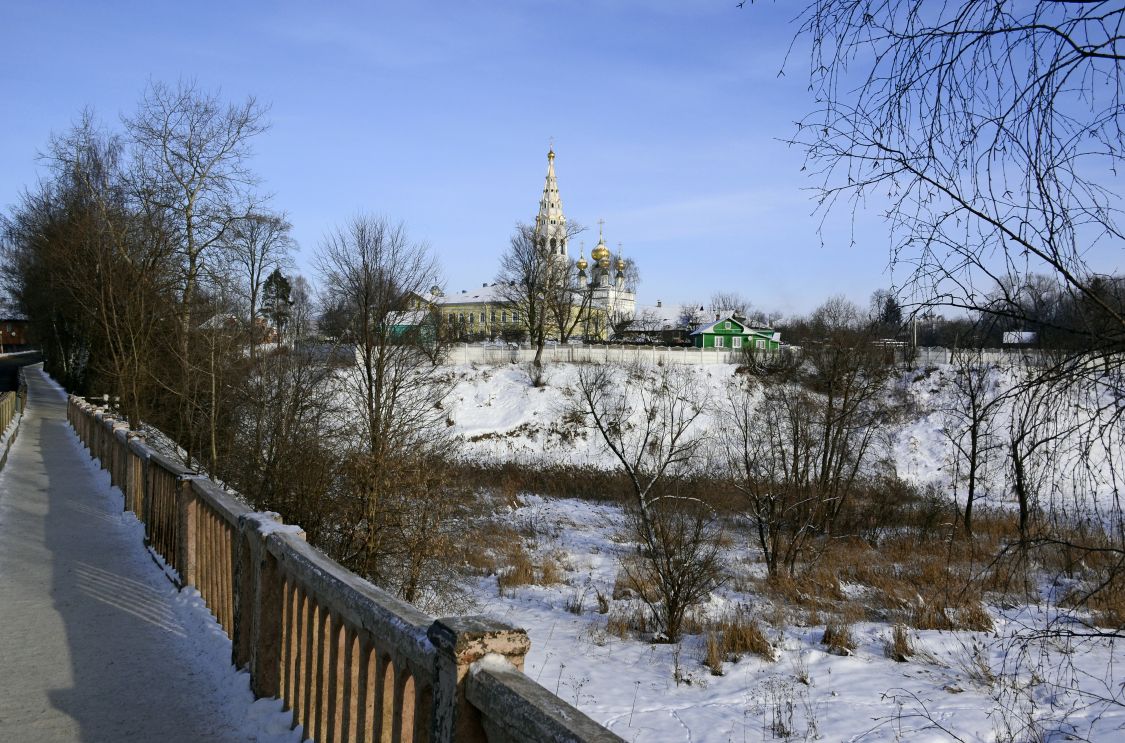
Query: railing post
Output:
[[235, 512, 302, 697], [125, 433, 144, 513], [111, 422, 128, 487], [176, 475, 199, 586], [428, 616, 530, 743]]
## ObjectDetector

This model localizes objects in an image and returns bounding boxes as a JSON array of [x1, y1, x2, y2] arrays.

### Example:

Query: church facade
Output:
[[432, 150, 636, 342]]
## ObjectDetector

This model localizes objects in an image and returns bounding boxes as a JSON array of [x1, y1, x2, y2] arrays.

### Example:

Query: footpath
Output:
[[0, 365, 296, 742]]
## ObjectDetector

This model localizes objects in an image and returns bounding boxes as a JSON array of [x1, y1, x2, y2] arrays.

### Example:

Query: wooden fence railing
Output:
[[0, 370, 28, 470], [67, 395, 624, 743]]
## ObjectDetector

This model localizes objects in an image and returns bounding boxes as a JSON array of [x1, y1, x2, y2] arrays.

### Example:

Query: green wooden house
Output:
[[690, 314, 781, 350]]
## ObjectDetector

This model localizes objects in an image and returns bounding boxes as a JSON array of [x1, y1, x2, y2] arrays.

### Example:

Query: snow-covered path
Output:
[[0, 366, 297, 742]]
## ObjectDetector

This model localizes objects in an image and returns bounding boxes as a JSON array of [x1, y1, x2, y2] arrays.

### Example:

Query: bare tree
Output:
[[3, 113, 176, 425], [126, 80, 268, 448], [316, 214, 458, 601], [722, 297, 891, 576], [546, 256, 593, 345], [570, 363, 720, 640], [678, 304, 707, 331], [495, 221, 585, 368], [779, 6, 1125, 730], [220, 211, 293, 362], [708, 292, 751, 318], [940, 351, 1005, 537], [788, 1, 1125, 354]]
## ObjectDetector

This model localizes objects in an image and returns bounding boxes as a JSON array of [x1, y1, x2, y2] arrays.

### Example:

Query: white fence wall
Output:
[[445, 343, 745, 366], [913, 347, 1048, 367], [445, 344, 1048, 368]]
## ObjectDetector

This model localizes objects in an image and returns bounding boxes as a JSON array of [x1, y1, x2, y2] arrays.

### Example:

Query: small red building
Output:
[[0, 318, 30, 351]]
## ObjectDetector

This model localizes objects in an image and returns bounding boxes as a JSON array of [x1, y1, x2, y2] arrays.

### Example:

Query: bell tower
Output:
[[533, 148, 568, 261]]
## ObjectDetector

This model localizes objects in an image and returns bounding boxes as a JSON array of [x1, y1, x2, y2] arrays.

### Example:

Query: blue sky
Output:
[[0, 1, 900, 316]]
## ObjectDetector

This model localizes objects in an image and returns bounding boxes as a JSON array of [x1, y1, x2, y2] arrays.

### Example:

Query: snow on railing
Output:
[[67, 395, 624, 743]]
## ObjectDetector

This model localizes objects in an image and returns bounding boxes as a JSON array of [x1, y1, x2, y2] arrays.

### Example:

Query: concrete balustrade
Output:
[[66, 395, 625, 743]]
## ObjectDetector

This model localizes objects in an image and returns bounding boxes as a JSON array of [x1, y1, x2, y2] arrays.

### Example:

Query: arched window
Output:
[[550, 237, 557, 251]]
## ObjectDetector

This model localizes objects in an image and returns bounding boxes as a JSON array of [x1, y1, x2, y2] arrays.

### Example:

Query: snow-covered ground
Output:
[[445, 361, 1125, 518], [442, 360, 1125, 742], [444, 362, 738, 468], [467, 494, 1125, 742]]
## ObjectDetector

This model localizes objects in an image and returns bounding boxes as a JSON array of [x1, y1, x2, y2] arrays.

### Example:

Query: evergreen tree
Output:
[[261, 268, 292, 340]]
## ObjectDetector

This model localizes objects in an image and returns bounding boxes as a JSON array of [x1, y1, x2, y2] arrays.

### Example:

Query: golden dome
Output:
[[616, 257, 626, 271], [576, 254, 588, 271], [590, 238, 610, 262]]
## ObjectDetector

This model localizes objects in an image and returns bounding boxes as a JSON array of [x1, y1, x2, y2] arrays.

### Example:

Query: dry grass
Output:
[[464, 457, 1123, 660], [496, 543, 536, 594], [821, 622, 857, 655], [884, 624, 913, 662], [612, 564, 660, 603], [540, 553, 565, 585], [703, 607, 775, 674], [606, 605, 649, 639], [749, 500, 1034, 634]]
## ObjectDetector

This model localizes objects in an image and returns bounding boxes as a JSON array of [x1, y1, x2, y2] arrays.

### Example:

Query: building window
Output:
[[724, 321, 731, 329], [502, 311, 508, 323], [714, 336, 724, 348], [732, 337, 742, 349], [756, 339, 766, 349], [491, 311, 496, 323], [513, 311, 520, 323]]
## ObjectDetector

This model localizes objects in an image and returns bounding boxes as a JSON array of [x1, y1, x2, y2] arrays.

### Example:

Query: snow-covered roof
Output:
[[433, 284, 510, 305], [689, 313, 777, 339], [1002, 331, 1037, 345], [621, 303, 706, 332], [389, 309, 430, 326]]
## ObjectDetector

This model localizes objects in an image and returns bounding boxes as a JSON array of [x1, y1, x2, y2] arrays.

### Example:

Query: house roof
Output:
[[389, 309, 431, 326], [620, 303, 707, 332], [689, 313, 779, 340], [1002, 331, 1037, 345], [433, 284, 509, 306]]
